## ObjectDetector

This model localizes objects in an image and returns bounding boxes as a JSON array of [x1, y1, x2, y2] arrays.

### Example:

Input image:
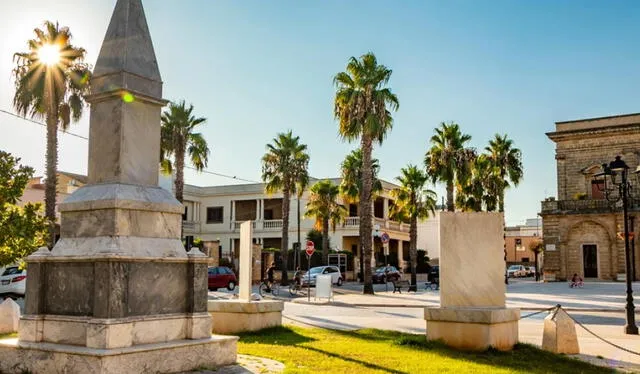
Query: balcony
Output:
[[343, 216, 409, 233], [232, 219, 283, 231], [344, 217, 360, 227], [182, 220, 198, 233], [541, 199, 615, 214]]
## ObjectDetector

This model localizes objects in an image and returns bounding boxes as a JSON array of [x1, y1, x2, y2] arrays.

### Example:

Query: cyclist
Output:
[[266, 262, 276, 291], [293, 266, 303, 287]]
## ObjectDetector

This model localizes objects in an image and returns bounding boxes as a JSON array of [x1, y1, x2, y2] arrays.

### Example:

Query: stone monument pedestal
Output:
[[0, 335, 237, 374], [424, 212, 520, 351], [424, 307, 519, 351], [208, 300, 284, 335]]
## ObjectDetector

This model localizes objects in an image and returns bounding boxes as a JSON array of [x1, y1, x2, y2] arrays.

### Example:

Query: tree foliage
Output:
[[305, 180, 347, 264], [0, 151, 47, 267]]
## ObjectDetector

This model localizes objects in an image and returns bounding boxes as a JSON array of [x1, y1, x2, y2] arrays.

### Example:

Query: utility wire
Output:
[[0, 108, 259, 184]]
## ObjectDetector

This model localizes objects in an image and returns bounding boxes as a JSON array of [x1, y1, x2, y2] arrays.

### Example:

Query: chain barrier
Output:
[[521, 304, 640, 357]]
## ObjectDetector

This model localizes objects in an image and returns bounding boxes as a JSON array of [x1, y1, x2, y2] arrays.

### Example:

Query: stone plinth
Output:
[[0, 336, 237, 374], [208, 300, 283, 334], [425, 212, 519, 351], [424, 307, 520, 351], [0, 298, 20, 334], [542, 308, 579, 354]]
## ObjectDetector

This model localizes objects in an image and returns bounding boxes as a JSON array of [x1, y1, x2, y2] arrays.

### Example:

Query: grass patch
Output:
[[0, 332, 17, 340], [238, 326, 615, 373]]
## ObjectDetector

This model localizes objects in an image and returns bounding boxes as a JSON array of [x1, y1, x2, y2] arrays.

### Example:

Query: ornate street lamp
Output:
[[594, 155, 638, 335]]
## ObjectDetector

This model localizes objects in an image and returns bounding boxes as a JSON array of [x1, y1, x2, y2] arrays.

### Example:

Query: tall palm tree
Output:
[[424, 122, 475, 212], [485, 134, 523, 212], [339, 149, 382, 204], [262, 131, 309, 284], [334, 52, 399, 295], [12, 21, 90, 247], [160, 100, 210, 204], [305, 180, 347, 264], [390, 165, 437, 291]]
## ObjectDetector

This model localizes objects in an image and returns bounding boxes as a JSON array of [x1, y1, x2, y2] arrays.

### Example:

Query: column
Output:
[[383, 198, 389, 220], [397, 240, 404, 270], [231, 200, 236, 229]]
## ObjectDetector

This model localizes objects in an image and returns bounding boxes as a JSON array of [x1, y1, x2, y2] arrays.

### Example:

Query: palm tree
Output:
[[339, 149, 383, 204], [425, 122, 475, 212], [390, 165, 437, 291], [485, 134, 523, 212], [160, 100, 210, 204], [334, 52, 399, 295], [529, 239, 544, 282], [305, 180, 347, 264], [12, 21, 90, 247], [456, 155, 500, 212], [262, 131, 309, 284]]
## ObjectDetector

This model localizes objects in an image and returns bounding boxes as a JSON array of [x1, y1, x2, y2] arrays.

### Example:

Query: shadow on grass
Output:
[[237, 326, 314, 345], [302, 345, 407, 374], [0, 332, 17, 340], [387, 333, 616, 374]]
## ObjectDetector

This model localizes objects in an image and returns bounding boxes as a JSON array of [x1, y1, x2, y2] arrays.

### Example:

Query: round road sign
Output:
[[305, 240, 315, 256], [380, 232, 390, 244]]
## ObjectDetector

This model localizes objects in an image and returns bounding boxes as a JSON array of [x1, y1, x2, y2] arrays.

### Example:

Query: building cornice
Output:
[[546, 123, 640, 142]]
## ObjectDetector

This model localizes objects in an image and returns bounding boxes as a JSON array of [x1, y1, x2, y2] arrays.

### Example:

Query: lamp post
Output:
[[595, 155, 638, 335]]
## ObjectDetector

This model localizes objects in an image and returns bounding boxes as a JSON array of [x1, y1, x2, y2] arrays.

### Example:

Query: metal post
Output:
[[622, 172, 638, 335], [307, 254, 311, 302], [297, 196, 301, 271]]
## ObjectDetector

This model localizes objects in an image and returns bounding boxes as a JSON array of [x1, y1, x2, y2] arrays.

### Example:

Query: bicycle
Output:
[[426, 278, 439, 291], [258, 281, 280, 297], [289, 281, 306, 296]]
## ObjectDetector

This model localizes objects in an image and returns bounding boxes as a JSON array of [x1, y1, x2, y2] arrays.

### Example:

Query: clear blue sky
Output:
[[1, 0, 639, 226]]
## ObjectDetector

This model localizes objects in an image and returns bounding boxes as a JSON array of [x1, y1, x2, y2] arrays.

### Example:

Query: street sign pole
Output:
[[307, 253, 311, 302], [381, 233, 390, 292]]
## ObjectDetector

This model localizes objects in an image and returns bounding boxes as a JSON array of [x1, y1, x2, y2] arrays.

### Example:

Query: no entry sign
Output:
[[305, 240, 315, 256], [380, 232, 390, 244]]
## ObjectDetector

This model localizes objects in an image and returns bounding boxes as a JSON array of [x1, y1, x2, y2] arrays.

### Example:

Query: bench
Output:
[[392, 280, 413, 293]]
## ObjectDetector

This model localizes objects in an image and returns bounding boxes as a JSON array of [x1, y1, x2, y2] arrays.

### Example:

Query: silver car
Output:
[[301, 266, 343, 286]]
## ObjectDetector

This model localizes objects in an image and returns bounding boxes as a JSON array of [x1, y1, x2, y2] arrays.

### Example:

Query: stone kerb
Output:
[[0, 298, 21, 334], [208, 300, 284, 335]]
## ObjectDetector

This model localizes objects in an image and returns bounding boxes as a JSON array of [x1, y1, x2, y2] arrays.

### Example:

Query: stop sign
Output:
[[305, 240, 315, 256]]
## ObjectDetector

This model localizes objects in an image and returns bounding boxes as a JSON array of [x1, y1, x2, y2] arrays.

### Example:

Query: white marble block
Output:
[[439, 212, 505, 308], [0, 298, 20, 334], [542, 308, 580, 354], [239, 221, 253, 302]]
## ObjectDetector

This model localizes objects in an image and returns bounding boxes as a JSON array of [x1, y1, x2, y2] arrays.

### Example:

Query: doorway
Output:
[[583, 244, 598, 278]]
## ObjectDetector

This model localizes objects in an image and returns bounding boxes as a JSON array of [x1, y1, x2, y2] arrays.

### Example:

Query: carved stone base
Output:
[[0, 335, 237, 374], [208, 300, 283, 334], [424, 307, 520, 351]]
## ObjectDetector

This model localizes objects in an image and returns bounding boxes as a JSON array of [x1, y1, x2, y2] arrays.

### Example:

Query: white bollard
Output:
[[542, 307, 580, 354], [0, 298, 21, 334]]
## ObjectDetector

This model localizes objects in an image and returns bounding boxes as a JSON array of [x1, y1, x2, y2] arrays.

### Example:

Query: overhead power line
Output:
[[0, 108, 259, 184]]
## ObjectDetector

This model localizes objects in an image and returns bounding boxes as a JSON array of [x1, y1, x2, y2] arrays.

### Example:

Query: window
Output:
[[522, 257, 530, 263], [349, 204, 358, 217], [515, 238, 524, 251], [206, 207, 224, 224], [592, 180, 605, 199]]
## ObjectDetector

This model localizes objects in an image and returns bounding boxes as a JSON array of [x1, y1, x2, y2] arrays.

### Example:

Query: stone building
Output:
[[541, 113, 640, 281]]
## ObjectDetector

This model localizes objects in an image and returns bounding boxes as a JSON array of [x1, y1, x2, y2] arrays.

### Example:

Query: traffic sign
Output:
[[380, 232, 390, 244], [305, 240, 315, 256]]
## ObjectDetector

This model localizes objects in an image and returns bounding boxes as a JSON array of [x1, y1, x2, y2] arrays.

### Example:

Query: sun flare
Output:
[[38, 44, 61, 66]]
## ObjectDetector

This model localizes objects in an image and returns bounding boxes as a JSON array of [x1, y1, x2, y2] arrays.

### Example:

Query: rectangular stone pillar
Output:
[[425, 212, 519, 351], [239, 221, 253, 301]]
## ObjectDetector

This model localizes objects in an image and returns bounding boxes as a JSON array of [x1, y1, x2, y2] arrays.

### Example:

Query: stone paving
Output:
[[185, 355, 284, 374]]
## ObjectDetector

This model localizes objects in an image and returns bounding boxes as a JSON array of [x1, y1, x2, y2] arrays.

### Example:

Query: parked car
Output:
[[301, 266, 343, 287], [0, 266, 27, 297], [527, 266, 536, 277], [372, 266, 401, 284], [207, 266, 237, 291], [507, 265, 527, 278]]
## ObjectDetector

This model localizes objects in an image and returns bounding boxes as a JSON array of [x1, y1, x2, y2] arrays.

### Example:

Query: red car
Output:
[[208, 266, 237, 291]]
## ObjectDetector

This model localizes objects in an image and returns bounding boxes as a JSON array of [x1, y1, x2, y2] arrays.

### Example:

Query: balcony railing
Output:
[[541, 199, 614, 214], [344, 217, 360, 227], [262, 219, 283, 230], [182, 220, 198, 232], [233, 221, 256, 230]]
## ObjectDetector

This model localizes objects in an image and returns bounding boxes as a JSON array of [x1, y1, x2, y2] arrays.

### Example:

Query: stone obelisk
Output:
[[4, 1, 237, 372]]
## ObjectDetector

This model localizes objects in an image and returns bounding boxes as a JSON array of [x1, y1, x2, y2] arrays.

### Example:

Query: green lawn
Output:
[[238, 326, 614, 374], [0, 332, 17, 340]]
